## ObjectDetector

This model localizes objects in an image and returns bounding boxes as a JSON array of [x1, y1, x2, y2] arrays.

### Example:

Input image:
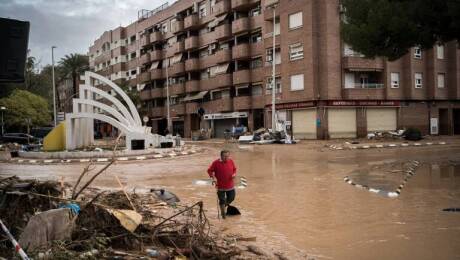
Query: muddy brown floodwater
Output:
[[1, 142, 460, 259]]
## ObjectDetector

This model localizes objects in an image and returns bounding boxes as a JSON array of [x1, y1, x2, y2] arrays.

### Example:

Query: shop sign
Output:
[[266, 101, 316, 110], [204, 112, 248, 120], [327, 100, 400, 106]]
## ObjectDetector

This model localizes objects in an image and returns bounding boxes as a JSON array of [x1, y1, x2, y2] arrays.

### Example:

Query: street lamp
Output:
[[1, 106, 6, 136], [270, 5, 277, 132], [165, 60, 172, 134], [51, 46, 57, 127]]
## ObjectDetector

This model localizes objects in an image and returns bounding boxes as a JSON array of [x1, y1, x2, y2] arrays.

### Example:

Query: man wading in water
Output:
[[207, 150, 237, 219]]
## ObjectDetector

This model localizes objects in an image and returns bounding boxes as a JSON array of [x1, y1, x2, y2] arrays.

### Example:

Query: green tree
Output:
[[0, 90, 52, 132], [341, 0, 460, 60], [59, 53, 89, 96]]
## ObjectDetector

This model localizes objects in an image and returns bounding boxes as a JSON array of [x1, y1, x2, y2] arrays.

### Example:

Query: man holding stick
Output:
[[207, 150, 237, 219]]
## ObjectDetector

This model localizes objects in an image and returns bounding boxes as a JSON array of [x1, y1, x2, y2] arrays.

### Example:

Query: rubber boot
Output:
[[220, 204, 226, 219]]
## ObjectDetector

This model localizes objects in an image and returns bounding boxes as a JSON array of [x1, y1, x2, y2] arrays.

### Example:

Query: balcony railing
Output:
[[150, 50, 163, 61], [171, 20, 184, 34], [150, 107, 164, 117], [139, 71, 151, 83], [185, 80, 200, 93], [200, 73, 232, 91], [185, 36, 199, 50], [149, 31, 163, 43], [232, 17, 250, 35], [185, 58, 200, 71], [169, 62, 185, 76], [140, 89, 151, 101], [346, 83, 384, 89], [215, 24, 231, 40], [139, 53, 150, 64], [168, 82, 185, 96], [212, 0, 231, 15], [232, 43, 250, 60], [184, 14, 200, 29]]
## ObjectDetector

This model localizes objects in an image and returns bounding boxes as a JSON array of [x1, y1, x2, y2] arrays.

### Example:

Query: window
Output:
[[161, 23, 168, 33], [236, 86, 250, 96], [252, 84, 263, 96], [266, 77, 282, 94], [199, 3, 207, 18], [437, 73, 445, 88], [274, 19, 280, 35], [250, 57, 263, 69], [290, 74, 304, 91], [266, 47, 281, 65], [289, 43, 304, 61], [251, 32, 262, 43], [391, 73, 400, 88], [344, 73, 355, 89], [169, 96, 178, 105], [415, 73, 423, 88], [437, 44, 444, 59], [250, 6, 261, 17], [414, 47, 422, 59], [289, 12, 303, 30]]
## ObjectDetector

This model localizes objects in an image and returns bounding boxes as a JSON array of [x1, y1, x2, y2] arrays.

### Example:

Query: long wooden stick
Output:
[[114, 175, 136, 211]]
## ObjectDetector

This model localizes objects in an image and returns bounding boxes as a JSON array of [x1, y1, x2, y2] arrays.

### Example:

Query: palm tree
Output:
[[59, 54, 89, 96]]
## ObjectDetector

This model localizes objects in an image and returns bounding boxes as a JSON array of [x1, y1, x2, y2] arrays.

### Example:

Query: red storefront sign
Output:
[[327, 100, 400, 106], [266, 101, 316, 110]]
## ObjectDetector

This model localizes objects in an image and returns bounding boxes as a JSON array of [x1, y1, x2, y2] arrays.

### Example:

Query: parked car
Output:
[[30, 127, 53, 140], [0, 133, 39, 145]]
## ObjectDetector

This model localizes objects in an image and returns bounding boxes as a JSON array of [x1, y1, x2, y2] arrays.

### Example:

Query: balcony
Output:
[[169, 62, 185, 76], [149, 31, 163, 43], [202, 98, 233, 113], [264, 4, 279, 20], [166, 41, 185, 57], [185, 36, 199, 50], [140, 34, 150, 46], [168, 82, 185, 96], [150, 69, 163, 80], [170, 104, 185, 115], [171, 20, 184, 34], [233, 69, 251, 85], [250, 41, 264, 56], [151, 88, 164, 98], [232, 0, 259, 10], [150, 107, 164, 118], [232, 43, 250, 60], [342, 56, 385, 71], [186, 102, 199, 114], [212, 0, 231, 15], [127, 59, 138, 70], [232, 17, 250, 35], [215, 24, 231, 40], [111, 46, 126, 57], [140, 89, 151, 101], [250, 14, 264, 29], [185, 58, 200, 71], [150, 50, 163, 61], [233, 96, 252, 110], [139, 53, 150, 65], [251, 67, 264, 82], [252, 95, 265, 109], [200, 49, 232, 69], [264, 0, 279, 8], [342, 84, 385, 100], [200, 73, 232, 91], [139, 71, 151, 83], [111, 62, 126, 72], [184, 14, 200, 29], [185, 80, 200, 93]]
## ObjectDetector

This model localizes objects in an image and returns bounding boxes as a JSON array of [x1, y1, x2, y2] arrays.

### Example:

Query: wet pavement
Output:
[[1, 142, 460, 259]]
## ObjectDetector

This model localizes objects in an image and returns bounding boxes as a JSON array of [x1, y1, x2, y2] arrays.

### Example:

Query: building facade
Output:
[[88, 0, 460, 139]]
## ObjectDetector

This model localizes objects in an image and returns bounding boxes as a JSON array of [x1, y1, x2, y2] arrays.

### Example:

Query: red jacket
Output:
[[207, 159, 237, 190]]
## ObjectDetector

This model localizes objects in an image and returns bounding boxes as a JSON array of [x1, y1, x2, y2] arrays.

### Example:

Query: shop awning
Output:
[[214, 63, 229, 75], [182, 91, 208, 102], [215, 14, 228, 24], [150, 61, 160, 70], [171, 53, 183, 64]]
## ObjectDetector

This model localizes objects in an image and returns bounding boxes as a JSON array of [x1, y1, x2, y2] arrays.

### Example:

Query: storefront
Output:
[[204, 112, 248, 138]]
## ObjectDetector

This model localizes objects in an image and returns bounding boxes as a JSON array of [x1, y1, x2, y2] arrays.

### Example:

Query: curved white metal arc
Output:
[[68, 113, 131, 133], [87, 71, 142, 126], [73, 99, 131, 127], [79, 85, 136, 126]]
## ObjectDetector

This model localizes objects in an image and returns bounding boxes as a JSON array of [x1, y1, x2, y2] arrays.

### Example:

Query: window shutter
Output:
[[290, 74, 304, 91], [289, 12, 303, 29]]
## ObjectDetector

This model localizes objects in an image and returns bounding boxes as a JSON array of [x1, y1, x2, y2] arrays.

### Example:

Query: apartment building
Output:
[[88, 0, 460, 139]]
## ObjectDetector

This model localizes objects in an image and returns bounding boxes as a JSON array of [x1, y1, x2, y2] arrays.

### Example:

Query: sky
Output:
[[1, 0, 168, 69]]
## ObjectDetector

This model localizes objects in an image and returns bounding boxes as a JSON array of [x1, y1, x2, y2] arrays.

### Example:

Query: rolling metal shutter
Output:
[[292, 109, 317, 139], [328, 108, 357, 138], [366, 108, 397, 132]]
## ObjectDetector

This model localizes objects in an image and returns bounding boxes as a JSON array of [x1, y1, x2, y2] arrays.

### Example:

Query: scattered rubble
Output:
[[0, 176, 278, 259]]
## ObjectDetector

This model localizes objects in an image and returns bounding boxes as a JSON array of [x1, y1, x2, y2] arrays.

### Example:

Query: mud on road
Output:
[[1, 139, 460, 259]]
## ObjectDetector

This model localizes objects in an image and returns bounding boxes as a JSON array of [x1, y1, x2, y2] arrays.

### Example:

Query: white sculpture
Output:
[[65, 71, 160, 150]]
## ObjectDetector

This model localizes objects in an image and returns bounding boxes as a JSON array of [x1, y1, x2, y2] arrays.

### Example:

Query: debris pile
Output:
[[0, 176, 275, 259]]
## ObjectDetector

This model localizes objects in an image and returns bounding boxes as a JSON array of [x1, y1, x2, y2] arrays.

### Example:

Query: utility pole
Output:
[[271, 6, 277, 132], [0, 106, 6, 136], [165, 60, 172, 133], [51, 46, 57, 127]]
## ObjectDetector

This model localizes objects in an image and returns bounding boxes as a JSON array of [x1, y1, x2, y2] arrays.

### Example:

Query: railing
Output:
[[346, 83, 384, 89]]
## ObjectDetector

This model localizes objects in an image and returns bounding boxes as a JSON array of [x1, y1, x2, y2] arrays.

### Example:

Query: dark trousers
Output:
[[217, 189, 235, 206]]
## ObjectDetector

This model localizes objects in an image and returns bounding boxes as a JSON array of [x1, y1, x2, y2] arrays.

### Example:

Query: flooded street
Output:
[[1, 143, 460, 259]]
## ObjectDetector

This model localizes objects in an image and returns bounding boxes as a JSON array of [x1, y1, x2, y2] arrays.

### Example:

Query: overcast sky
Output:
[[1, 0, 168, 69]]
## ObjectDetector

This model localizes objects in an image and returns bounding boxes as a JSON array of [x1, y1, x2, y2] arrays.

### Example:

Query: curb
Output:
[[330, 141, 447, 150], [343, 160, 421, 198], [4, 149, 200, 165]]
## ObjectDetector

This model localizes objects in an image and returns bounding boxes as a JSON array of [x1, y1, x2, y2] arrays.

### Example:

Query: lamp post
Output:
[[271, 5, 277, 132], [165, 60, 172, 133], [1, 106, 6, 136], [51, 46, 57, 127]]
